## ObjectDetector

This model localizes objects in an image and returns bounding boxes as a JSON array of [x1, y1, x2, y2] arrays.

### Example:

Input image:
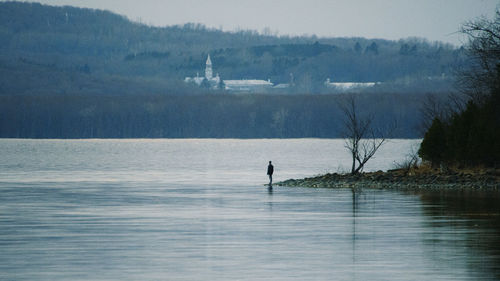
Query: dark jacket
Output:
[[267, 164, 274, 175]]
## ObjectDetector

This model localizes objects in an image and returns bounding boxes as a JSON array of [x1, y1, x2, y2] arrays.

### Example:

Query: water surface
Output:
[[0, 139, 499, 280]]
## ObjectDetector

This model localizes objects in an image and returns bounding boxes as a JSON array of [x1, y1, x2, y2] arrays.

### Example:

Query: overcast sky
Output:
[[11, 0, 499, 45]]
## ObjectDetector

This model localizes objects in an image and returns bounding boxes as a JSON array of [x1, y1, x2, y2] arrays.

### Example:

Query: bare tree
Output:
[[418, 92, 467, 135], [392, 144, 420, 175], [418, 10, 500, 135], [458, 10, 500, 101], [338, 94, 393, 175]]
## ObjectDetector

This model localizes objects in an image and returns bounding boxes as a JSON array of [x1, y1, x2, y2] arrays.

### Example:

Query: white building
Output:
[[224, 79, 274, 92], [185, 54, 274, 92], [184, 54, 220, 89], [324, 78, 378, 92]]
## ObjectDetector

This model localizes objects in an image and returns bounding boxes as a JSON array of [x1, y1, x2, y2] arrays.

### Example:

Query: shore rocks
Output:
[[275, 168, 500, 190]]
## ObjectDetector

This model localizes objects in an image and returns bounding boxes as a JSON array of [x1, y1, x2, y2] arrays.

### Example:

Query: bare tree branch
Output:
[[338, 94, 394, 175], [458, 10, 500, 101]]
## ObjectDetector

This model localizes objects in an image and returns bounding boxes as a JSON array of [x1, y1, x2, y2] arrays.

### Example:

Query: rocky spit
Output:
[[275, 168, 500, 190]]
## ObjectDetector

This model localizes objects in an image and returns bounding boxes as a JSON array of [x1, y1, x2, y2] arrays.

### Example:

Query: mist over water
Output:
[[0, 139, 499, 280]]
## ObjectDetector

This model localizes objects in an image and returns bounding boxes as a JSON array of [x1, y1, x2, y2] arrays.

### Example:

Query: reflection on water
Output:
[[0, 139, 499, 280], [416, 190, 500, 280], [268, 185, 274, 195]]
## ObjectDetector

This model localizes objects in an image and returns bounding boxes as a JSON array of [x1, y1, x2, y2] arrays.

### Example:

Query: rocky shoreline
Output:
[[275, 168, 500, 190]]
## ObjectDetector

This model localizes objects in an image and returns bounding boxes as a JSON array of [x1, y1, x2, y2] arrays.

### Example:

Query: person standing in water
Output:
[[267, 161, 274, 185]]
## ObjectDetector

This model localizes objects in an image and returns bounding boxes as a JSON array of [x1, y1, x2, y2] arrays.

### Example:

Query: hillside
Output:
[[0, 1, 465, 95], [0, 2, 469, 138]]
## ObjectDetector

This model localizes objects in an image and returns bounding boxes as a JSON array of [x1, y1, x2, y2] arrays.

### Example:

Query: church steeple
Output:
[[205, 54, 213, 79]]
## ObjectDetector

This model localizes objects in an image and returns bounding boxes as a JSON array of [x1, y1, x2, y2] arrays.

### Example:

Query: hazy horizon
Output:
[[3, 0, 498, 46]]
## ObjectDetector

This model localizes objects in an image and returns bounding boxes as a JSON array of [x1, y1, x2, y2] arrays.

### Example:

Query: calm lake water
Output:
[[0, 139, 499, 280]]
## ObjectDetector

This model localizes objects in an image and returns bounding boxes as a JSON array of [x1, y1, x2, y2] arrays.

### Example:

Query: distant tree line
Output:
[[0, 93, 425, 138], [0, 2, 469, 140]]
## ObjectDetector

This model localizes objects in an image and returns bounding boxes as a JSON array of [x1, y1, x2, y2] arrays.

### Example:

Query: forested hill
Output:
[[0, 1, 466, 95]]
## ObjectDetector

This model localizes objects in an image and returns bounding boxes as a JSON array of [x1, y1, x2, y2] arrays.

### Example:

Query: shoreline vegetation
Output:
[[277, 11, 499, 191], [275, 166, 500, 190]]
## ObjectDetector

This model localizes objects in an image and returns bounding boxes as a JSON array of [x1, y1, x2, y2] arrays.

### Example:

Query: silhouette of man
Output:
[[267, 161, 274, 185]]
